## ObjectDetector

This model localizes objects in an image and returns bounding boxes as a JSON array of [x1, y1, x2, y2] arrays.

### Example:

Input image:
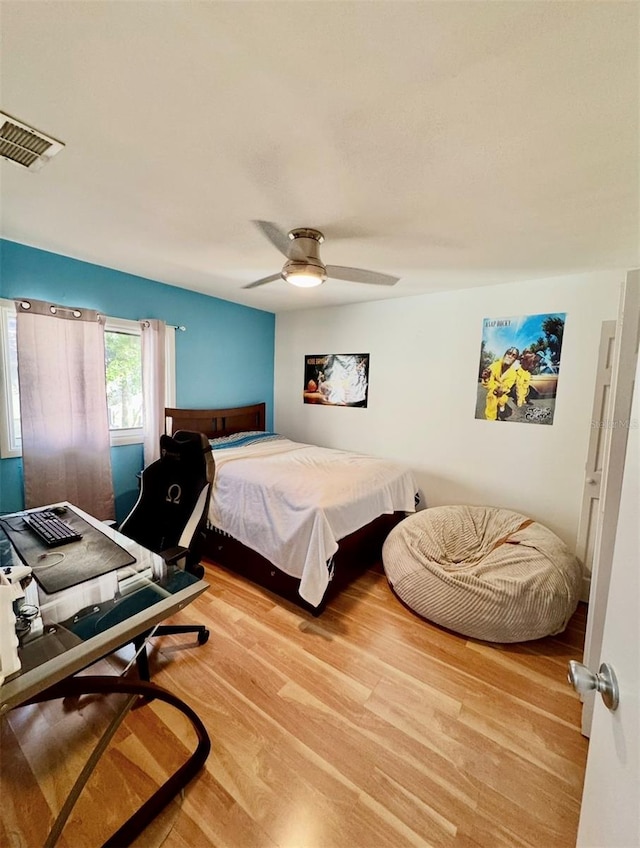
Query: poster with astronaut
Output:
[[303, 353, 370, 407], [475, 313, 566, 425]]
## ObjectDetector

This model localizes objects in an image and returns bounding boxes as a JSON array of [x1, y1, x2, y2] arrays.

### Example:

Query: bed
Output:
[[165, 403, 417, 613]]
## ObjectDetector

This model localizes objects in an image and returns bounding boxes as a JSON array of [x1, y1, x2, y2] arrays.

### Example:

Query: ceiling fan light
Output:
[[282, 261, 326, 288], [285, 272, 324, 288]]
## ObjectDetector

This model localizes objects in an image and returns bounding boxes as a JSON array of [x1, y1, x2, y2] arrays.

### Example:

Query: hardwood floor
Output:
[[1, 561, 588, 848]]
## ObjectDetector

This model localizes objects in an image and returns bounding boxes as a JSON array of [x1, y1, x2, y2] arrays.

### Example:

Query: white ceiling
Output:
[[0, 1, 638, 313]]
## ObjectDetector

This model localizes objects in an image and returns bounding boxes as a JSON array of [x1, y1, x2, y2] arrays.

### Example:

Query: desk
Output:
[[0, 503, 210, 847]]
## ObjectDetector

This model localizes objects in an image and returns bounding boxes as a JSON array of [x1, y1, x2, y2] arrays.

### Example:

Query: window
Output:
[[0, 301, 176, 457], [104, 317, 144, 446]]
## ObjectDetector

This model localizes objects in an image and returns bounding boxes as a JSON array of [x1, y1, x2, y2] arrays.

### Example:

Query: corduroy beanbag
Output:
[[382, 505, 581, 642]]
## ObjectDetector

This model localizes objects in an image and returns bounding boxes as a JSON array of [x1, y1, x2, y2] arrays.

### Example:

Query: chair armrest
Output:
[[159, 546, 189, 566]]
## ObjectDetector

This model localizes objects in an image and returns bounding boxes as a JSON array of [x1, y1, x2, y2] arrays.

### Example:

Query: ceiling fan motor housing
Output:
[[282, 228, 327, 285]]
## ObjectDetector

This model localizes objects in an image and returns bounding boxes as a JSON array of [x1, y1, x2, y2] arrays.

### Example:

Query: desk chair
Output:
[[118, 430, 214, 679]]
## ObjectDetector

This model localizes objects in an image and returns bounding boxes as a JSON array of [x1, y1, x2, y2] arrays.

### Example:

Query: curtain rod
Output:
[[18, 300, 81, 316], [17, 299, 93, 320], [140, 320, 186, 331], [17, 301, 187, 331]]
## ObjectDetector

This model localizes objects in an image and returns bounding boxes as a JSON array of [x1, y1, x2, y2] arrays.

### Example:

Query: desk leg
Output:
[[24, 675, 211, 848], [133, 633, 151, 681]]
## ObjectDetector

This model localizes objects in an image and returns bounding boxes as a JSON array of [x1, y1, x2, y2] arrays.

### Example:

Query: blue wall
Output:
[[0, 239, 275, 520]]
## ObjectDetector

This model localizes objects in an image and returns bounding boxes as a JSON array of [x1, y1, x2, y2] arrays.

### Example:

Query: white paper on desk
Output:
[[0, 575, 21, 681]]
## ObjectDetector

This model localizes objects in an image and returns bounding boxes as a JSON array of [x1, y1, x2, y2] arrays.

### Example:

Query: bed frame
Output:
[[165, 403, 266, 439], [165, 403, 405, 614]]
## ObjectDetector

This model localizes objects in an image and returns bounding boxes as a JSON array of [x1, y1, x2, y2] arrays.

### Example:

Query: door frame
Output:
[[575, 319, 616, 601]]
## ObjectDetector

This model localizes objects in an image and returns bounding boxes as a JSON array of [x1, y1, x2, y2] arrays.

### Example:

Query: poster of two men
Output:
[[475, 313, 566, 425]]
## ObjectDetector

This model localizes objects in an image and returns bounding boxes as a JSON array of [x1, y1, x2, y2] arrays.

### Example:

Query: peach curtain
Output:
[[16, 299, 115, 519], [140, 318, 166, 466]]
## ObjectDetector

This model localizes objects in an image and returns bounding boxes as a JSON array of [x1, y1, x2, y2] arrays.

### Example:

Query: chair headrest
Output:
[[159, 430, 215, 483]]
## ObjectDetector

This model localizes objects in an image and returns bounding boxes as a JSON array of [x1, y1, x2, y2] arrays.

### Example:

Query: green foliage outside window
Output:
[[105, 331, 143, 429]]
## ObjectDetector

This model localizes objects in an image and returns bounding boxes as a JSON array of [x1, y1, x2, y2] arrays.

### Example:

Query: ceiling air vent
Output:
[[0, 111, 65, 172]]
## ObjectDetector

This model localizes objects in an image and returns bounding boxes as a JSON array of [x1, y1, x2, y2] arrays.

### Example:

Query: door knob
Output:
[[567, 660, 619, 711]]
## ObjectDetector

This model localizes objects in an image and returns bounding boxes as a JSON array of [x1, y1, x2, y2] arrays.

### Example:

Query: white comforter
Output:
[[208, 437, 416, 606]]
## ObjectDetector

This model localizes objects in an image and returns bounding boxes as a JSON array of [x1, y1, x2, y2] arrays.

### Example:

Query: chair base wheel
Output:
[[198, 629, 210, 645]]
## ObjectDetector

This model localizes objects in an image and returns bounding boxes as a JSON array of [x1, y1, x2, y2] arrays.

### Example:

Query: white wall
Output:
[[274, 271, 622, 552]]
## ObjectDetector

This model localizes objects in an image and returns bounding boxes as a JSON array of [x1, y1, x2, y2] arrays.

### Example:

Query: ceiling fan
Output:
[[243, 221, 400, 290]]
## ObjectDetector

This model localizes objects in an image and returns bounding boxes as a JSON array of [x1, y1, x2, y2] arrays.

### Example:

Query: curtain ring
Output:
[[50, 306, 57, 315], [20, 301, 31, 310]]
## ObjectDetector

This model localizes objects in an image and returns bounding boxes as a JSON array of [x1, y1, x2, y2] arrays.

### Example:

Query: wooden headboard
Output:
[[165, 403, 266, 438]]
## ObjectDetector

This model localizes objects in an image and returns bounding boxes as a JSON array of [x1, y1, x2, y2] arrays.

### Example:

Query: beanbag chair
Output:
[[382, 505, 581, 642]]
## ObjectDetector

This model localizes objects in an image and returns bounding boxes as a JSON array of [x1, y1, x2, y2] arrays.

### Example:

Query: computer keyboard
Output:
[[22, 510, 83, 547]]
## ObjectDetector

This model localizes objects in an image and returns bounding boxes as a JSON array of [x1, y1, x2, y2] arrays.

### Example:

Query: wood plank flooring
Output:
[[1, 561, 588, 848]]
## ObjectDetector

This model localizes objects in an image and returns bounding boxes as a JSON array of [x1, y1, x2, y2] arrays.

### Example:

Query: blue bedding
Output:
[[209, 431, 284, 450]]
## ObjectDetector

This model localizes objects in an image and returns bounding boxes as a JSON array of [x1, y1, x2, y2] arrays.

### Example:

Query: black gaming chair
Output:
[[118, 430, 215, 679]]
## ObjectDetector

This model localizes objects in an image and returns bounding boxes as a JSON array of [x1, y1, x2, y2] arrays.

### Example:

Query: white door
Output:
[[582, 269, 639, 736], [575, 354, 639, 847]]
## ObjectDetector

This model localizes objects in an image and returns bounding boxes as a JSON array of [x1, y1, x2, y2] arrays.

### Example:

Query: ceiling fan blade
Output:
[[253, 220, 291, 258], [325, 265, 400, 286], [242, 273, 282, 290]]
